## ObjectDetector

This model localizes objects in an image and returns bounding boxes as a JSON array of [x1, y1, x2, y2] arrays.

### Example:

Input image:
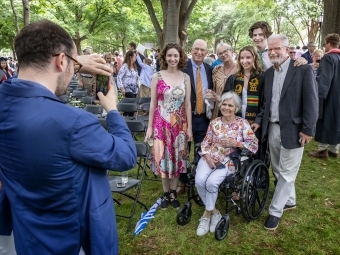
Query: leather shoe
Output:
[[328, 151, 339, 158], [308, 149, 328, 159], [176, 183, 186, 195]]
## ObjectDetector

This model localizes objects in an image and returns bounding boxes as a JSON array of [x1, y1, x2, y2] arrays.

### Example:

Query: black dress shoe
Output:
[[283, 204, 296, 211], [264, 215, 280, 230]]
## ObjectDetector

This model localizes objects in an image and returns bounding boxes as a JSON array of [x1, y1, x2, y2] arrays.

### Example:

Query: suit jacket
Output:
[[255, 59, 318, 149], [0, 78, 137, 255], [182, 59, 213, 112], [301, 51, 313, 64]]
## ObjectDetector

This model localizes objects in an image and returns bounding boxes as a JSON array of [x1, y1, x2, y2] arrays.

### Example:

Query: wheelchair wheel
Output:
[[240, 160, 270, 221], [214, 214, 230, 241], [176, 201, 192, 226]]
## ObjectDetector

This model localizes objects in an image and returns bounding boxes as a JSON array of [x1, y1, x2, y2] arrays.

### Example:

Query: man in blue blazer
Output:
[[0, 20, 136, 255], [301, 42, 316, 64], [178, 39, 213, 194]]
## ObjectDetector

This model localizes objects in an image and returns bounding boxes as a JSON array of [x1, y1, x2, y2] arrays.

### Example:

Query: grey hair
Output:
[[218, 91, 242, 113], [216, 42, 232, 52], [268, 34, 289, 47]]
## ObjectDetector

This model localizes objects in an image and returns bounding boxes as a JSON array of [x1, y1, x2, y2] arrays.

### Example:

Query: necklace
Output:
[[223, 64, 235, 79], [243, 73, 251, 78]]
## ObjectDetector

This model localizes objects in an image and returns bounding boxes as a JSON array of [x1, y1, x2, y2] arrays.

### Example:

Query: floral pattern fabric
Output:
[[151, 73, 188, 179], [116, 63, 139, 94], [200, 116, 258, 170]]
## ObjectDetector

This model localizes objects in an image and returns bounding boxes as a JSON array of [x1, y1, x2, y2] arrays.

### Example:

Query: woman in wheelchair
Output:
[[195, 91, 258, 236]]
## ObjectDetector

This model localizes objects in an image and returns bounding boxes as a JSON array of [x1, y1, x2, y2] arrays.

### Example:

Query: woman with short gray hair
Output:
[[211, 43, 237, 119], [195, 91, 258, 236]]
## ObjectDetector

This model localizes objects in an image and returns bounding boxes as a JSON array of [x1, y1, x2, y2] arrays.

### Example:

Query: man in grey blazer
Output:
[[252, 34, 318, 230]]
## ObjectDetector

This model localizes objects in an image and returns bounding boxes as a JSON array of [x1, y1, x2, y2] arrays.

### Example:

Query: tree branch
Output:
[[285, 15, 306, 45], [143, 0, 163, 35], [10, 0, 20, 33]]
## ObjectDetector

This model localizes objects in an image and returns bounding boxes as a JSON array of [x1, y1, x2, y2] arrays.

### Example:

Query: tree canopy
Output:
[[0, 0, 337, 56]]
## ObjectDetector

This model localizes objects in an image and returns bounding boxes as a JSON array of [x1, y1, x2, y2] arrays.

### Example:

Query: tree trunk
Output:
[[164, 0, 181, 46], [143, 0, 197, 49], [10, 0, 20, 33], [322, 0, 340, 42], [307, 19, 319, 43], [22, 0, 30, 27], [73, 31, 83, 55]]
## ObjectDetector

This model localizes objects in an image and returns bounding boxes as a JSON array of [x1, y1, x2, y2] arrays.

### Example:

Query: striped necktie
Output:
[[196, 66, 203, 114]]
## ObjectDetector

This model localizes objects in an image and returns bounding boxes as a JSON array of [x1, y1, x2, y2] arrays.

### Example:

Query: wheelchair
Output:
[[176, 144, 270, 240]]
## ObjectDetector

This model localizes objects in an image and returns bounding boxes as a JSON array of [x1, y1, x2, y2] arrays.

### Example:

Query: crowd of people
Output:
[[0, 18, 339, 255]]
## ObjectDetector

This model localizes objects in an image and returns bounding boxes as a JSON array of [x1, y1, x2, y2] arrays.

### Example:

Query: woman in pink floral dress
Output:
[[145, 43, 192, 210]]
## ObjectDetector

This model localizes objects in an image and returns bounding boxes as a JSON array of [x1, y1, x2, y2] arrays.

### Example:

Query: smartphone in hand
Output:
[[96, 74, 110, 99]]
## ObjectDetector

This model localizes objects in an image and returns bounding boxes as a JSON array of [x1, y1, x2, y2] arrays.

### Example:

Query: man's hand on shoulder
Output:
[[294, 57, 308, 67]]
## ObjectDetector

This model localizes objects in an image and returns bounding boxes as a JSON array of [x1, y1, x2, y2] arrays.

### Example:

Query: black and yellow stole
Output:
[[233, 74, 260, 124]]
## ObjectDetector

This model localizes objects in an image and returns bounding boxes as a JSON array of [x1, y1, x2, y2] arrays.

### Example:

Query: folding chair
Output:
[[84, 105, 102, 116], [138, 97, 151, 105], [125, 120, 157, 181], [108, 141, 150, 232], [74, 88, 89, 93], [137, 103, 150, 126], [125, 119, 146, 141], [81, 96, 95, 105], [120, 98, 138, 104], [58, 95, 69, 103], [117, 103, 138, 119]]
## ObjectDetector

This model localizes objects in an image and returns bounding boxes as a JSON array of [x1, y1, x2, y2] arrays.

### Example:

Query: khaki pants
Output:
[[81, 76, 96, 96], [268, 123, 304, 217], [139, 85, 151, 98]]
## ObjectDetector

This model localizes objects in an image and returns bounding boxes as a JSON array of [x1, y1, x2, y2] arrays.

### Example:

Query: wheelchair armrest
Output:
[[240, 149, 253, 157]]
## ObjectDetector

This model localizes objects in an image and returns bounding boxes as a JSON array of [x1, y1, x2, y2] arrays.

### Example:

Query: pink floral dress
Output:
[[151, 72, 188, 179]]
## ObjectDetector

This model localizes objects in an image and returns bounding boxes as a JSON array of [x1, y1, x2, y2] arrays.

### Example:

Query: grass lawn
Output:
[[112, 140, 340, 255]]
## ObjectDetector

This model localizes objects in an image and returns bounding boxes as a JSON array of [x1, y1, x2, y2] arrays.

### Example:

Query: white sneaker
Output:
[[210, 212, 222, 232], [196, 217, 210, 236]]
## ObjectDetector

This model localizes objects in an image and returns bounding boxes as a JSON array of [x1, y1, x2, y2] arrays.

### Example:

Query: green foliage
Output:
[[0, 0, 324, 55]]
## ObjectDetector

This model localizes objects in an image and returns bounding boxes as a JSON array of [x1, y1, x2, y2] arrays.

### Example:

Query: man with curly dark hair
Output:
[[248, 21, 273, 70]]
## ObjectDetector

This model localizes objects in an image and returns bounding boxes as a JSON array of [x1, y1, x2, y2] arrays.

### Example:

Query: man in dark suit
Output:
[[177, 39, 213, 194], [252, 34, 318, 231], [301, 42, 316, 64]]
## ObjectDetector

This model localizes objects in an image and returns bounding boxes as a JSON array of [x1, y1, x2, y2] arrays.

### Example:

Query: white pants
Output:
[[268, 123, 304, 218], [195, 158, 233, 211], [0, 233, 16, 255], [318, 143, 340, 154]]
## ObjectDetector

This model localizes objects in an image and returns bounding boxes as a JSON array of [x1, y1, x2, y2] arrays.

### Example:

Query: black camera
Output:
[[316, 59, 321, 63]]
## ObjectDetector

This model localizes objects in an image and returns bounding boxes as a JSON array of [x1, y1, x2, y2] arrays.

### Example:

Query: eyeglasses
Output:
[[289, 51, 296, 54], [192, 47, 207, 53], [217, 49, 231, 56], [268, 46, 287, 52], [52, 53, 83, 74]]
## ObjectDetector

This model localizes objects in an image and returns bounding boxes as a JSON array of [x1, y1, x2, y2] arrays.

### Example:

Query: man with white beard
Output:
[[252, 34, 318, 231]]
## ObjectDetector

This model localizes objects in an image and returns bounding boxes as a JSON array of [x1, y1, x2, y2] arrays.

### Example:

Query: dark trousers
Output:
[[124, 92, 137, 116], [179, 114, 210, 184]]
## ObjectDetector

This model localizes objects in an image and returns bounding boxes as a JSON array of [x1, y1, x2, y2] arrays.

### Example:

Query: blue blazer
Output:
[[301, 51, 313, 64], [0, 78, 137, 255]]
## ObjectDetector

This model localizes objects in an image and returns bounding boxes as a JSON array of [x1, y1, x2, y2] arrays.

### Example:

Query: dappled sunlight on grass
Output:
[[115, 140, 340, 254]]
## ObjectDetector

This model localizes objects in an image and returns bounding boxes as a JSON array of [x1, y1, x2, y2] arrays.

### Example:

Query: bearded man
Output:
[[252, 34, 318, 231]]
